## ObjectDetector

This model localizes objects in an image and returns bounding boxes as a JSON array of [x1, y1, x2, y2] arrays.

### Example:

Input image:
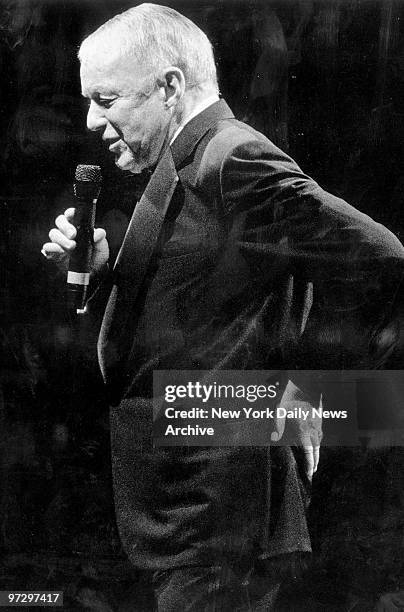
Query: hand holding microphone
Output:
[[42, 164, 109, 312]]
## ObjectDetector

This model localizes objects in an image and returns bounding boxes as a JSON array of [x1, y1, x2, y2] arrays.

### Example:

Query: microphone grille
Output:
[[75, 164, 102, 183]]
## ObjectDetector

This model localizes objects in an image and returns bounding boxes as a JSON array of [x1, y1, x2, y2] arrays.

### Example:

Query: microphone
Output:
[[67, 164, 102, 314]]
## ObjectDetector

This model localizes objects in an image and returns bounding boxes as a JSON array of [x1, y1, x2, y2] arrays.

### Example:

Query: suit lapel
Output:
[[113, 147, 179, 289], [98, 99, 235, 396], [98, 147, 178, 392], [114, 98, 234, 291]]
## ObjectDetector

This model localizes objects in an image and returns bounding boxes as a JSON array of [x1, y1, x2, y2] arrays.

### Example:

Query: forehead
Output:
[[80, 51, 145, 97]]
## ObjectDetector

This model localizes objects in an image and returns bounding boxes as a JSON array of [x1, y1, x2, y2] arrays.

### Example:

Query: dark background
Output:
[[0, 0, 403, 610]]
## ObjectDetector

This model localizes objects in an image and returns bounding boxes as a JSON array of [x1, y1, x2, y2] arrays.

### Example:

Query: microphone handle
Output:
[[67, 199, 97, 313]]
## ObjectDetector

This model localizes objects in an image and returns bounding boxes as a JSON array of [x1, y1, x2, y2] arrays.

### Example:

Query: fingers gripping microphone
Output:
[[67, 164, 102, 314]]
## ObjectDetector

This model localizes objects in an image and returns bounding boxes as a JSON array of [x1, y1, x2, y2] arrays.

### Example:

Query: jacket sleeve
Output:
[[214, 131, 404, 447], [217, 132, 404, 371]]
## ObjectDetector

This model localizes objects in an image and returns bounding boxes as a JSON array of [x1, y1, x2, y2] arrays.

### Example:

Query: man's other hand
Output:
[[302, 443, 320, 481], [271, 380, 322, 481], [41, 207, 109, 275]]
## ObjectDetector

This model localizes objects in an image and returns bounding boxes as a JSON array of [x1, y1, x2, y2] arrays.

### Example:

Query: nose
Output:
[[86, 100, 107, 132]]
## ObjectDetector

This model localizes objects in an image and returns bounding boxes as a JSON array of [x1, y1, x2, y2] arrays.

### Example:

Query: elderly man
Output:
[[42, 4, 404, 610]]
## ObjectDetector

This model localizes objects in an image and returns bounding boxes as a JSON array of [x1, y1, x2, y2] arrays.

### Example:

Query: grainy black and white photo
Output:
[[0, 1, 403, 610]]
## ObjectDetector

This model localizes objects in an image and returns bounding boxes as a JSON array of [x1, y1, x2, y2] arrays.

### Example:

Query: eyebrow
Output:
[[81, 91, 116, 101]]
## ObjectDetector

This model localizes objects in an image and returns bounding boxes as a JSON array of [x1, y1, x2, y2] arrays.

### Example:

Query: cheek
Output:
[[149, 113, 169, 145], [123, 119, 145, 145], [120, 105, 167, 152], [136, 120, 160, 151]]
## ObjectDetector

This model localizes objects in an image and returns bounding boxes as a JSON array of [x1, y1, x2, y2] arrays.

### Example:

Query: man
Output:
[[42, 4, 404, 610]]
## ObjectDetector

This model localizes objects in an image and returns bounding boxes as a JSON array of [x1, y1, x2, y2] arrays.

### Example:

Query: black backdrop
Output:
[[0, 1, 403, 610]]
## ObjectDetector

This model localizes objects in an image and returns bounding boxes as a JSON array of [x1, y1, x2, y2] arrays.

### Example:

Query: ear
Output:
[[158, 67, 185, 109]]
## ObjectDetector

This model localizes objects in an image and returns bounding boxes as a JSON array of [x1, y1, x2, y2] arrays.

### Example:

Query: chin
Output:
[[113, 148, 152, 174]]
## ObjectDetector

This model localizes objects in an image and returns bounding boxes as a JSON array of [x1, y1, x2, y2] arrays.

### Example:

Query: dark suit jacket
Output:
[[97, 100, 404, 571]]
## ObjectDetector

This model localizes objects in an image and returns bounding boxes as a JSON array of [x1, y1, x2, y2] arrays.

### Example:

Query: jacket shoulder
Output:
[[194, 118, 309, 202], [200, 118, 297, 172]]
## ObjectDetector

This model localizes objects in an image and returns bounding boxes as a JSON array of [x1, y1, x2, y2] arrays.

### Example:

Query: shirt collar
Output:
[[169, 94, 220, 146]]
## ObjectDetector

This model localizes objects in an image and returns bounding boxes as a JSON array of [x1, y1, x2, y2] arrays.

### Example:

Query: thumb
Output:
[[94, 227, 106, 243], [271, 407, 285, 442]]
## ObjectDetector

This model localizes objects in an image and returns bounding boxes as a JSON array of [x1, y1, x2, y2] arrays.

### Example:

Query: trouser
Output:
[[151, 556, 309, 612]]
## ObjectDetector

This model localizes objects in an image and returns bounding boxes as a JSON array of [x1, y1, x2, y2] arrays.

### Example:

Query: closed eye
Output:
[[98, 97, 116, 109]]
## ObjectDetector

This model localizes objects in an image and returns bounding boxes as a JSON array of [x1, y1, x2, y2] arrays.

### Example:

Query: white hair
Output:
[[78, 3, 218, 93]]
